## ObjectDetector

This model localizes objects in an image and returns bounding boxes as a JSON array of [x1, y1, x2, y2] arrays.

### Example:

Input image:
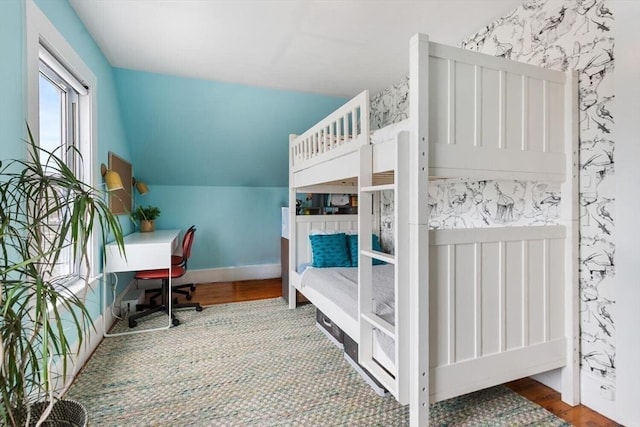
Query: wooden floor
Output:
[[178, 279, 619, 426]]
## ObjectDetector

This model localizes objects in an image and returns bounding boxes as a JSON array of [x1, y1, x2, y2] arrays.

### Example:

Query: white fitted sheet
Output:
[[301, 264, 396, 363]]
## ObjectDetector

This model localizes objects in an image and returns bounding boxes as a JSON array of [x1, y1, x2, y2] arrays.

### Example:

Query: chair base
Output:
[[128, 304, 180, 328], [148, 283, 197, 305], [130, 281, 203, 328], [128, 298, 204, 328], [174, 301, 204, 311]]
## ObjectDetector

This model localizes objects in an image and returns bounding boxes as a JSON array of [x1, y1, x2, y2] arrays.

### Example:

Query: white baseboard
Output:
[[57, 313, 106, 396], [180, 264, 281, 284], [580, 369, 617, 422], [130, 263, 282, 290], [79, 313, 105, 369]]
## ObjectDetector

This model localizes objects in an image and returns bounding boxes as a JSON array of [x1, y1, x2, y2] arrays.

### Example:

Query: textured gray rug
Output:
[[67, 298, 568, 426]]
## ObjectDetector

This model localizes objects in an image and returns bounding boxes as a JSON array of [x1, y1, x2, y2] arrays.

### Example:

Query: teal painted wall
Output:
[[114, 68, 346, 187], [141, 186, 287, 269], [0, 0, 25, 161], [116, 68, 346, 269]]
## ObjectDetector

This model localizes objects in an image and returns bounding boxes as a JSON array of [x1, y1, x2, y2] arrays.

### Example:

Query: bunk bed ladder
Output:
[[358, 137, 409, 404]]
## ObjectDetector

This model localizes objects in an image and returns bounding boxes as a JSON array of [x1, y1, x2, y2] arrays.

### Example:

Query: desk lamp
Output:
[[132, 177, 149, 195], [100, 163, 124, 191]]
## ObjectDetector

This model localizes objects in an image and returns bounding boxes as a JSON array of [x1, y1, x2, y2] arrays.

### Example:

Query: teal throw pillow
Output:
[[309, 233, 351, 268], [348, 234, 386, 267]]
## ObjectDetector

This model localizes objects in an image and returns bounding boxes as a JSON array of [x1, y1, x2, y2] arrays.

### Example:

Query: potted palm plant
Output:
[[132, 205, 160, 232], [0, 128, 125, 426]]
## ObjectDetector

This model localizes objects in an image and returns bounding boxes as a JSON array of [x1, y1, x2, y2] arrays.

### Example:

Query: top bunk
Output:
[[290, 34, 575, 190]]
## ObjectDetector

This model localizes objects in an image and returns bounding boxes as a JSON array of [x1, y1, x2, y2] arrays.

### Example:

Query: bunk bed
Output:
[[288, 33, 579, 426]]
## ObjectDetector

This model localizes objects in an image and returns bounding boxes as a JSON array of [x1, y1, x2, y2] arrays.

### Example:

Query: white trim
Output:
[[612, 1, 640, 424], [38, 44, 88, 95]]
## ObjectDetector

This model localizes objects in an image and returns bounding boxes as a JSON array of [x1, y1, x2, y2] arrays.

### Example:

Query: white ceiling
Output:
[[69, 0, 523, 98]]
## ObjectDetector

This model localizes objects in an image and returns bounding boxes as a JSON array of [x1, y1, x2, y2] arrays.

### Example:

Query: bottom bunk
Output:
[[290, 215, 570, 406]]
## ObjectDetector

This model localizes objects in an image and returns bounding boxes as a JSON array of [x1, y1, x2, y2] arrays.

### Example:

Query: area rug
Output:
[[66, 298, 569, 426]]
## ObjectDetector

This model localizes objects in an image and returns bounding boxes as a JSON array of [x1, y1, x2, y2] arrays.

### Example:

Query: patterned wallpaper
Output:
[[372, 0, 616, 388], [370, 77, 410, 131], [378, 181, 561, 253]]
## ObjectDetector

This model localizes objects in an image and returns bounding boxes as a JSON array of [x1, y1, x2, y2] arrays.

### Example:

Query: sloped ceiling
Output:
[[70, 0, 523, 98]]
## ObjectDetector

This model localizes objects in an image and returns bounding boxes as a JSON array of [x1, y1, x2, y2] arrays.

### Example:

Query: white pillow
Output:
[[309, 229, 357, 235]]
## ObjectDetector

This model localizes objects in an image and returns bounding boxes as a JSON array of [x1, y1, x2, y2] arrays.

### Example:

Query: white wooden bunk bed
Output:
[[288, 33, 579, 426]]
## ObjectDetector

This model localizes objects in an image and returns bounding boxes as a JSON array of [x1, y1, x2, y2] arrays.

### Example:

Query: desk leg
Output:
[[103, 269, 173, 337], [168, 265, 173, 325]]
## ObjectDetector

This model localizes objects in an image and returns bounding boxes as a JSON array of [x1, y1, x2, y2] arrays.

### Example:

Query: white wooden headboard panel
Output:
[[294, 215, 358, 269], [427, 42, 568, 181], [430, 225, 566, 361], [428, 225, 567, 401]]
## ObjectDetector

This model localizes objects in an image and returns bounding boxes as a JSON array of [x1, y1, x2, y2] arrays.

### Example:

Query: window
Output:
[[27, 0, 98, 291], [38, 48, 84, 283]]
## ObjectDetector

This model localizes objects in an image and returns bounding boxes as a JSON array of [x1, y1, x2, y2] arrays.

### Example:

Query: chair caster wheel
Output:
[[186, 294, 193, 301], [129, 319, 137, 328], [196, 306, 203, 312], [172, 318, 180, 326]]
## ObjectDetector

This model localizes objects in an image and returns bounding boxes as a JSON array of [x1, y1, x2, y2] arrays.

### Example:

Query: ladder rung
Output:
[[360, 358, 397, 395], [361, 312, 396, 339], [361, 249, 395, 265], [360, 184, 396, 193]]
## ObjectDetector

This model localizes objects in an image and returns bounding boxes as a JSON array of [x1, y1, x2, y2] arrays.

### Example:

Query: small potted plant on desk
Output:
[[133, 205, 161, 232], [0, 128, 125, 426]]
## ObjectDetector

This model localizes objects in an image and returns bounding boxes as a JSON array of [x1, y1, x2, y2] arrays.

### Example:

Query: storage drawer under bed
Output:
[[344, 333, 389, 394], [315, 309, 388, 395], [316, 309, 344, 345]]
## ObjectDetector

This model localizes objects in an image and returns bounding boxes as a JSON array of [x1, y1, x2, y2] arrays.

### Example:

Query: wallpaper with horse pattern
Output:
[[371, 0, 616, 389]]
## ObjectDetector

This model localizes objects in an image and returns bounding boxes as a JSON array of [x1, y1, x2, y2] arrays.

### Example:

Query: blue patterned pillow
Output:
[[348, 234, 386, 267], [309, 233, 351, 268]]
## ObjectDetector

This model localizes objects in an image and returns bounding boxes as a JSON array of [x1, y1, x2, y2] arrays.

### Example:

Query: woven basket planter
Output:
[[139, 219, 155, 232], [18, 399, 87, 427]]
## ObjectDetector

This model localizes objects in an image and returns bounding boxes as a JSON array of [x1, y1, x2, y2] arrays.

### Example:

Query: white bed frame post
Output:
[[408, 33, 430, 427], [560, 70, 580, 405], [288, 134, 298, 309]]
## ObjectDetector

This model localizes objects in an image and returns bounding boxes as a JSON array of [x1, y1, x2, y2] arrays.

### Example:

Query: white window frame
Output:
[[26, 0, 99, 294]]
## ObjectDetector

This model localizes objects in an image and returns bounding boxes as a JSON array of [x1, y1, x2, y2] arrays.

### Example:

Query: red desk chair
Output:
[[129, 226, 203, 328], [169, 225, 197, 302], [145, 225, 197, 305]]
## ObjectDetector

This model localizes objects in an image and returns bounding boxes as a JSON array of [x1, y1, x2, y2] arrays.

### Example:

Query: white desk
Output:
[[103, 229, 180, 336]]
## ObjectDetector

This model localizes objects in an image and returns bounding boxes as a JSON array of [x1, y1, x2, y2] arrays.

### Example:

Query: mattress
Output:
[[300, 264, 396, 364], [370, 119, 410, 145]]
